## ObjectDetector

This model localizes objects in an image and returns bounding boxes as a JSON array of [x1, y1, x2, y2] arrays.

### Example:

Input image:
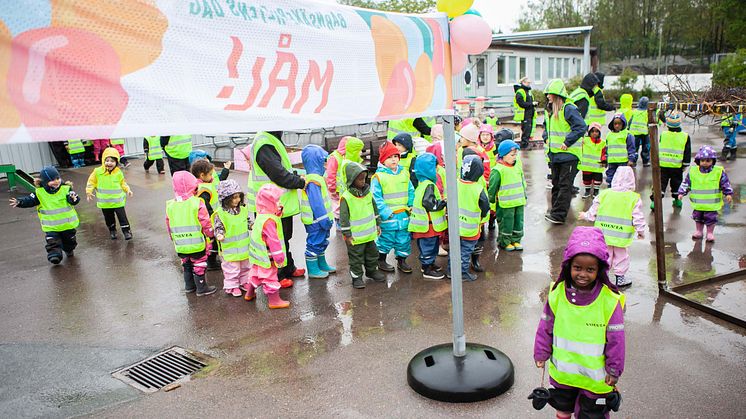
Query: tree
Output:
[[611, 67, 639, 93], [711, 49, 746, 87], [338, 0, 435, 14]]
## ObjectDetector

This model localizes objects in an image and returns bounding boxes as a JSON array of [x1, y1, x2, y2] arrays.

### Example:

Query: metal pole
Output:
[[583, 31, 591, 74], [647, 104, 667, 289], [442, 115, 466, 357]]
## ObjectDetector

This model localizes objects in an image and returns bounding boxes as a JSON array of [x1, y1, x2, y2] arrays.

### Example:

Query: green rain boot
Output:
[[673, 198, 683, 208], [317, 253, 336, 272]]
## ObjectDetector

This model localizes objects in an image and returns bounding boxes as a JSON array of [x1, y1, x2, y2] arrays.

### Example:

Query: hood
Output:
[[255, 183, 284, 214], [594, 72, 606, 89], [392, 133, 413, 153], [513, 83, 531, 92], [608, 112, 628, 131], [637, 96, 649, 110], [39, 166, 61, 193], [425, 141, 444, 166], [460, 154, 484, 181], [301, 144, 328, 176], [588, 122, 603, 135], [345, 136, 364, 163], [413, 152, 437, 183], [580, 73, 599, 91], [694, 145, 717, 165], [217, 179, 243, 205], [345, 161, 368, 188], [172, 170, 199, 200], [430, 124, 444, 142], [100, 147, 121, 171], [611, 166, 636, 191], [559, 226, 616, 292], [336, 136, 349, 154], [620, 93, 633, 110], [188, 149, 211, 165], [479, 124, 495, 147]]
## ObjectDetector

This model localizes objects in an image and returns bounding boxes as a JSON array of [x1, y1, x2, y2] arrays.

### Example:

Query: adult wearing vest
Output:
[[627, 96, 651, 166], [247, 131, 307, 286], [143, 136, 165, 174], [543, 79, 588, 225], [421, 116, 435, 142], [513, 77, 537, 149], [650, 111, 691, 210], [387, 117, 432, 140], [161, 135, 193, 175], [570, 72, 615, 126]]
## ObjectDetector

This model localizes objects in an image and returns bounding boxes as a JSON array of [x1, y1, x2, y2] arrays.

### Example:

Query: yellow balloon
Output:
[[436, 0, 474, 18]]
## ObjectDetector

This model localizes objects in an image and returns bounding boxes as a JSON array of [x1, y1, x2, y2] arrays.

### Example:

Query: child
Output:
[[425, 136, 450, 258], [678, 146, 734, 242], [191, 158, 230, 270], [392, 133, 417, 186], [450, 155, 490, 282], [479, 124, 498, 172], [9, 166, 80, 264], [579, 166, 646, 287], [604, 113, 636, 187], [409, 153, 447, 280], [651, 111, 691, 210], [109, 138, 129, 167], [301, 145, 336, 279], [86, 147, 134, 240], [143, 135, 165, 174], [326, 136, 364, 225], [66, 139, 86, 168], [488, 140, 526, 252], [212, 179, 251, 297], [245, 184, 290, 308], [457, 124, 491, 182], [627, 96, 650, 166], [340, 162, 385, 288], [578, 122, 606, 199], [721, 113, 743, 161], [165, 171, 217, 296], [372, 141, 415, 274], [534, 226, 625, 419], [92, 139, 110, 162]]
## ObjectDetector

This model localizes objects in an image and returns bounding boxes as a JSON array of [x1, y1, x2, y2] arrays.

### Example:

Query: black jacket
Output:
[[513, 84, 535, 114], [255, 145, 305, 191], [16, 183, 80, 208]]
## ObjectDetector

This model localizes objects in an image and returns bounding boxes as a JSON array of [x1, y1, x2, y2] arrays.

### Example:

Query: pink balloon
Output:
[[450, 43, 468, 73], [450, 15, 493, 55]]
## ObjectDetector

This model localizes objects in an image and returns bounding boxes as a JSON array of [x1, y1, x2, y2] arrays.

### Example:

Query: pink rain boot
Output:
[[266, 292, 290, 309], [692, 222, 704, 240], [705, 224, 716, 242], [243, 285, 256, 301]]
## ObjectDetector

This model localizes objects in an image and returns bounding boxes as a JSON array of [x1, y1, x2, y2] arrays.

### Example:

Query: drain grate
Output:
[[112, 346, 208, 393]]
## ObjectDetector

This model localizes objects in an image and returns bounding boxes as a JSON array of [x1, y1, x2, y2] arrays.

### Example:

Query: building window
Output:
[[534, 57, 542, 82], [519, 57, 526, 79], [548, 57, 555, 79], [575, 59, 581, 76], [476, 56, 486, 87], [497, 56, 505, 84], [508, 56, 517, 83], [555, 58, 562, 79], [563, 58, 570, 78]]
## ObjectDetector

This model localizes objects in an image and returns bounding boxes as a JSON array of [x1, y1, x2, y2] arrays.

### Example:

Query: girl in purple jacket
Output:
[[534, 226, 625, 418]]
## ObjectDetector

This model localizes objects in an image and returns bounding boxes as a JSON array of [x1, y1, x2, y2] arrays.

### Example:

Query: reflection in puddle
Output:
[[334, 301, 353, 347]]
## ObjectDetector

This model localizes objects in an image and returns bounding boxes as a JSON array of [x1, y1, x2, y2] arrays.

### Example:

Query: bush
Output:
[[712, 49, 746, 87], [611, 67, 639, 94], [565, 75, 583, 93]]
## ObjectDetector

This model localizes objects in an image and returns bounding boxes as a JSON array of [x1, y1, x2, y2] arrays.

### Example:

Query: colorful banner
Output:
[[0, 0, 453, 143]]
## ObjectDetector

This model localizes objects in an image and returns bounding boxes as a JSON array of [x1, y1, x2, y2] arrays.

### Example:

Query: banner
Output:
[[0, 0, 453, 143]]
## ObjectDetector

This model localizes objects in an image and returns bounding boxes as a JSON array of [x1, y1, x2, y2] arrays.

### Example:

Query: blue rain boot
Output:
[[317, 252, 336, 272], [305, 256, 329, 279]]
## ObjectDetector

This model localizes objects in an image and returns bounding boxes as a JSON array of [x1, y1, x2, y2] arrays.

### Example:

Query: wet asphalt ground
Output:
[[1, 121, 745, 418]]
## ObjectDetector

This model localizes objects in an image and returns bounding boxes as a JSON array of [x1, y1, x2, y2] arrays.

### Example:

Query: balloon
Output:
[[437, 0, 474, 19], [450, 15, 493, 55], [464, 8, 482, 17], [450, 43, 468, 73]]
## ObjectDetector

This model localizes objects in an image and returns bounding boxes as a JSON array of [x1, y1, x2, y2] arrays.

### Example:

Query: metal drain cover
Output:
[[112, 346, 209, 393]]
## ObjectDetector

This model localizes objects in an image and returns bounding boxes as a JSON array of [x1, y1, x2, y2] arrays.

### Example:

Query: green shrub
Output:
[[712, 49, 746, 87]]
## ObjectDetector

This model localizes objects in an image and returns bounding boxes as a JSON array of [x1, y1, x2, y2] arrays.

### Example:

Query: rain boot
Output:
[[109, 229, 118, 240], [672, 198, 683, 208], [243, 285, 256, 301], [351, 274, 365, 289], [184, 269, 196, 293], [317, 253, 336, 272], [705, 224, 716, 242], [470, 253, 484, 272], [397, 256, 413, 273], [366, 269, 385, 282], [206, 252, 221, 271], [582, 187, 592, 199], [692, 222, 704, 240], [305, 256, 329, 279], [266, 291, 290, 309], [378, 253, 394, 272], [194, 274, 217, 296], [123, 228, 133, 241]]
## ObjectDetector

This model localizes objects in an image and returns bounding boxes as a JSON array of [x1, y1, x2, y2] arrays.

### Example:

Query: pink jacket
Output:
[[255, 184, 286, 267], [425, 141, 445, 196], [165, 171, 214, 240], [581, 166, 646, 239], [325, 137, 348, 195]]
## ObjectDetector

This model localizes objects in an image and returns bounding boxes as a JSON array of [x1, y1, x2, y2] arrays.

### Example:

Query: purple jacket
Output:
[[678, 164, 734, 198], [534, 227, 626, 386]]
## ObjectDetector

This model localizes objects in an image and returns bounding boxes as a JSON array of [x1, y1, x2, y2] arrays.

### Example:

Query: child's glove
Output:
[[127, 190, 134, 197]]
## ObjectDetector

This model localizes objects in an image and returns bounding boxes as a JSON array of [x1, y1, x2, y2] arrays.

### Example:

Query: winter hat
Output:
[[459, 123, 480, 144], [637, 96, 649, 110], [557, 226, 617, 293], [666, 111, 682, 128], [430, 124, 444, 142], [39, 166, 61, 191], [495, 128, 514, 142], [378, 141, 400, 164], [588, 122, 603, 135], [217, 179, 243, 204], [479, 124, 494, 136], [392, 133, 413, 153], [188, 149, 212, 165], [694, 145, 717, 164], [497, 139, 519, 157]]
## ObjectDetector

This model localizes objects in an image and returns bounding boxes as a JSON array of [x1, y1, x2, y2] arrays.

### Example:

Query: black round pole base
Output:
[[407, 342, 514, 403]]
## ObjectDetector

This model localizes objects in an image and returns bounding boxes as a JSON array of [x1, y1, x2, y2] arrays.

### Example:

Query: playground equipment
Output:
[[0, 164, 35, 192]]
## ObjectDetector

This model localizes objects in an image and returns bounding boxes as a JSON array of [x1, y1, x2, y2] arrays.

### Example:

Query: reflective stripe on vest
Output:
[[586, 87, 607, 125], [300, 173, 332, 225], [95, 168, 127, 209], [145, 136, 163, 160], [246, 132, 300, 216], [659, 131, 687, 168], [548, 281, 624, 394], [409, 179, 447, 233], [578, 136, 606, 173], [375, 168, 410, 213], [547, 103, 582, 160], [605, 131, 630, 163], [110, 138, 125, 145], [628, 109, 649, 135], [494, 163, 526, 209], [164, 135, 193, 159], [214, 206, 250, 262], [341, 190, 378, 245], [689, 165, 723, 211], [166, 196, 206, 254], [457, 180, 482, 237], [387, 118, 418, 140], [594, 189, 639, 247], [35, 185, 79, 232], [67, 139, 85, 155], [249, 213, 286, 268]]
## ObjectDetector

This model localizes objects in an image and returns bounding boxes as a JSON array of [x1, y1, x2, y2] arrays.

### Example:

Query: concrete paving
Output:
[[1, 122, 745, 418]]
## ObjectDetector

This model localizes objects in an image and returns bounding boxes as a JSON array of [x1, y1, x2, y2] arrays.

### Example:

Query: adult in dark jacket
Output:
[[570, 72, 615, 123], [160, 135, 193, 175], [513, 77, 536, 149]]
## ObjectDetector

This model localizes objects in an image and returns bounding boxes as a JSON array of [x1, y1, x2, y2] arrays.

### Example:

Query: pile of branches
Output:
[[661, 73, 746, 122]]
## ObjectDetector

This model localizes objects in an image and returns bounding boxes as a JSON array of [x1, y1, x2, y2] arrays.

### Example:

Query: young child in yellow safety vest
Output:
[[532, 226, 625, 418], [579, 166, 646, 287], [212, 179, 251, 298], [191, 157, 230, 271], [9, 166, 81, 265], [301, 145, 336, 279], [409, 153, 447, 280], [86, 147, 134, 240], [488, 140, 526, 252], [677, 146, 734, 243], [578, 122, 606, 199]]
